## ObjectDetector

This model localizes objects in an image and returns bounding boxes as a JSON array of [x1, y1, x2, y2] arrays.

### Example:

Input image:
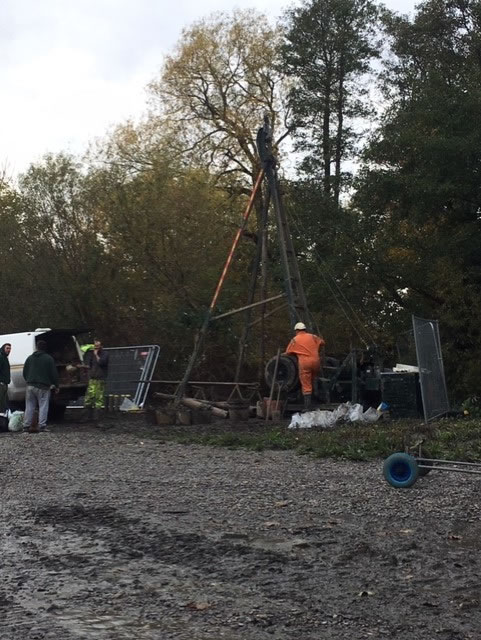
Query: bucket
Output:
[[176, 409, 192, 426], [263, 397, 281, 419], [228, 398, 250, 421], [155, 409, 176, 425]]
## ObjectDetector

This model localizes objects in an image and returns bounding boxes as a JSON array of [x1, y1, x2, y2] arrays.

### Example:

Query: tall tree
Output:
[[88, 155, 252, 377], [17, 154, 113, 330], [0, 180, 32, 329], [281, 0, 380, 207], [148, 9, 288, 192], [353, 0, 481, 397]]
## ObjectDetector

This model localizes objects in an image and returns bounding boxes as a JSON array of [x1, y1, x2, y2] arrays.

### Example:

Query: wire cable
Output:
[[288, 205, 376, 348]]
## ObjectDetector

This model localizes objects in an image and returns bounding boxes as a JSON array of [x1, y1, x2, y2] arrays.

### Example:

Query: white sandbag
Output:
[[332, 403, 350, 421], [288, 401, 380, 430], [288, 409, 337, 430], [346, 403, 364, 422], [8, 411, 24, 432], [362, 407, 380, 423]]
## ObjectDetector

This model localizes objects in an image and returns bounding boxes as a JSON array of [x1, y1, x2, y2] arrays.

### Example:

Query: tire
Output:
[[265, 354, 299, 391], [383, 453, 419, 488]]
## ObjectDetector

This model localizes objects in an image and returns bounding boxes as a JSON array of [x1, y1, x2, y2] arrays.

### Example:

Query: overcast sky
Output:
[[1, 0, 417, 176]]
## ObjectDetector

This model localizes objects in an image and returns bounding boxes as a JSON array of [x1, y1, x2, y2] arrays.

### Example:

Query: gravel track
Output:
[[0, 416, 480, 639]]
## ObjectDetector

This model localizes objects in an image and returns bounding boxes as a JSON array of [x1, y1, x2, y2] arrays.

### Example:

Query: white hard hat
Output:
[[294, 322, 306, 331]]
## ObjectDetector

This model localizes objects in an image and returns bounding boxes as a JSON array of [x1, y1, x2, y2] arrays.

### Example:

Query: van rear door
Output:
[[36, 329, 89, 403]]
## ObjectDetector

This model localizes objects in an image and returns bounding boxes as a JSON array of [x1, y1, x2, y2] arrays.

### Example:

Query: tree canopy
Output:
[[1, 0, 481, 399]]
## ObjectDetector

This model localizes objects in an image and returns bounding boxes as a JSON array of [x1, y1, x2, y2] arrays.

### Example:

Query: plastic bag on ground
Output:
[[340, 402, 380, 424], [346, 403, 364, 422], [332, 404, 350, 421], [362, 407, 380, 423], [119, 397, 140, 412], [288, 402, 380, 430], [8, 411, 24, 432], [288, 409, 338, 430]]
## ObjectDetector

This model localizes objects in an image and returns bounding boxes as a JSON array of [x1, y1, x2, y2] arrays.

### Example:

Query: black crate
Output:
[[381, 372, 423, 419]]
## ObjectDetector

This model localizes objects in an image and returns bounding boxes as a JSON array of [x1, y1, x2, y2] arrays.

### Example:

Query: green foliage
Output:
[[0, 149, 252, 379], [280, 0, 380, 203], [351, 0, 481, 398], [461, 396, 481, 419], [169, 417, 481, 463], [149, 9, 287, 186], [2, 1, 481, 399]]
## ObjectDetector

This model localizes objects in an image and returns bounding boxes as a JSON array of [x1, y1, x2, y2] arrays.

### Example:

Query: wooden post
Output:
[[266, 348, 281, 421]]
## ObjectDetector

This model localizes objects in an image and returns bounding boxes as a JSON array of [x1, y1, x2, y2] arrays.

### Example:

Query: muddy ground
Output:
[[1, 413, 480, 639]]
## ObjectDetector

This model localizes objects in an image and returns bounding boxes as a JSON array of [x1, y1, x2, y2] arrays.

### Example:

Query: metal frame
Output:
[[173, 170, 265, 403], [105, 345, 160, 407], [152, 379, 260, 405], [256, 116, 311, 330], [384, 449, 481, 489], [173, 116, 314, 405], [417, 457, 481, 475], [412, 315, 450, 423]]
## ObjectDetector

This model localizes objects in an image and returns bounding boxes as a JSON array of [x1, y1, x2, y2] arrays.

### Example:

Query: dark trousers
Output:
[[0, 382, 8, 414]]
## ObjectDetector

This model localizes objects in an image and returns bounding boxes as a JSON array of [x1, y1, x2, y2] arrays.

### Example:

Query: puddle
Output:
[[248, 536, 310, 552], [54, 612, 164, 638]]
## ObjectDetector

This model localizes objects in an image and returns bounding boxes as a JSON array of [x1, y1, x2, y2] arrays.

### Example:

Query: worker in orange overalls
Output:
[[285, 322, 325, 412]]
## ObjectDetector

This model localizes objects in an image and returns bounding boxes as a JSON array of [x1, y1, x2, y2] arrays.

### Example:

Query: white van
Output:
[[0, 328, 88, 418]]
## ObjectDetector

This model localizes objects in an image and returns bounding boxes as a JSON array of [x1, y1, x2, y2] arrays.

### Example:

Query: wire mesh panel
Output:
[[104, 345, 160, 407], [395, 330, 418, 366], [412, 316, 449, 422]]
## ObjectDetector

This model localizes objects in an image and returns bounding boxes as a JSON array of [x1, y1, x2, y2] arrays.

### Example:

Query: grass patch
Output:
[[169, 417, 481, 461]]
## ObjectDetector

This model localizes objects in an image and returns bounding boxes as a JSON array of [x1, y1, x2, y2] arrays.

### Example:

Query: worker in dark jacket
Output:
[[23, 340, 59, 433], [0, 343, 11, 415], [83, 339, 109, 421]]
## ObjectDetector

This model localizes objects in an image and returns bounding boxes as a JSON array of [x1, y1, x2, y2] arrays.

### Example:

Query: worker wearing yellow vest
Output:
[[285, 322, 325, 412]]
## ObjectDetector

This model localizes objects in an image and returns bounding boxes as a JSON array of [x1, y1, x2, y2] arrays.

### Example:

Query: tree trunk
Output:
[[334, 55, 345, 208], [322, 75, 332, 197]]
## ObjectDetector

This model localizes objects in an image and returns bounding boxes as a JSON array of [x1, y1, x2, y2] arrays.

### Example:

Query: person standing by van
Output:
[[0, 343, 11, 415], [83, 339, 109, 421], [23, 340, 59, 433]]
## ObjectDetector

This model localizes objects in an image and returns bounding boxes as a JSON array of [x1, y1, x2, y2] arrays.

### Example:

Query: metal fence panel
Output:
[[104, 345, 160, 407], [412, 316, 449, 422]]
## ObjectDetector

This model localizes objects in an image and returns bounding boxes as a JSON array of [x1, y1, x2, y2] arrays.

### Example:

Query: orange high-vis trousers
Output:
[[298, 356, 320, 395]]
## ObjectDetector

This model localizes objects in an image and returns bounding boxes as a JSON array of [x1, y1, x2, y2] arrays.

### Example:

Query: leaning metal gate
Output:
[[412, 315, 450, 422], [69, 344, 160, 409], [104, 345, 160, 408]]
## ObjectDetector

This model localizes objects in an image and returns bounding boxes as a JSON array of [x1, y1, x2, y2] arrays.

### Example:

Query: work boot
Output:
[[303, 394, 312, 413]]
